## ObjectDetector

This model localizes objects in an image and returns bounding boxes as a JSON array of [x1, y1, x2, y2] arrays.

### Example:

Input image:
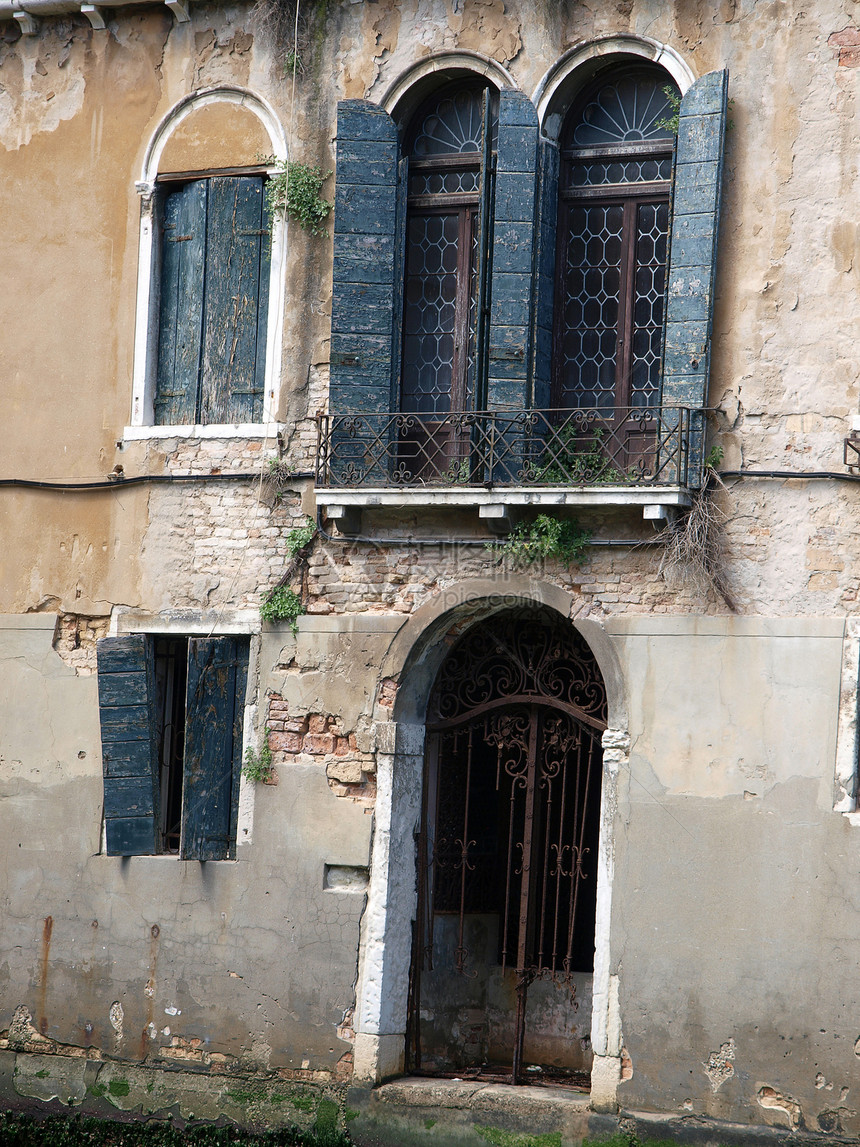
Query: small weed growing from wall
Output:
[[264, 157, 332, 236], [260, 517, 317, 632], [493, 515, 591, 570], [260, 586, 306, 632], [283, 49, 304, 77], [243, 730, 274, 783], [656, 85, 681, 135], [285, 516, 317, 557]]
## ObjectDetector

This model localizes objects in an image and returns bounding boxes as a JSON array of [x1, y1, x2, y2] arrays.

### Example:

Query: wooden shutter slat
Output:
[[330, 100, 400, 418], [532, 138, 559, 409], [155, 181, 206, 425], [97, 635, 159, 856], [199, 177, 267, 424], [487, 90, 541, 411], [662, 69, 728, 410], [252, 189, 271, 420], [180, 637, 248, 861]]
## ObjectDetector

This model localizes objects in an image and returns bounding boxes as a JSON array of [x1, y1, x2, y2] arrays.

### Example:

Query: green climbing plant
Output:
[[655, 84, 681, 135], [494, 514, 592, 570], [263, 157, 332, 236], [260, 586, 306, 632], [285, 515, 317, 557]]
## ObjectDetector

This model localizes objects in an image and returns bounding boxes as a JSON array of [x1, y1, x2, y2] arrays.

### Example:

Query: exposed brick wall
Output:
[[266, 694, 376, 804], [52, 613, 110, 676]]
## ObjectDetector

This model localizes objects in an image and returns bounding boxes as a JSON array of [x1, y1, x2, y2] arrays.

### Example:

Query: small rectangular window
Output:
[[97, 635, 250, 859], [155, 174, 270, 426]]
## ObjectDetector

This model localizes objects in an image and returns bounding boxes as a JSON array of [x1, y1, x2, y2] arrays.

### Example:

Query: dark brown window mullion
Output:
[[450, 205, 476, 413]]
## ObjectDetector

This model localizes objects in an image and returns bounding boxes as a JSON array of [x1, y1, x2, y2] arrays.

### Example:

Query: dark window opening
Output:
[[401, 84, 496, 418], [154, 636, 188, 854], [97, 634, 250, 860]]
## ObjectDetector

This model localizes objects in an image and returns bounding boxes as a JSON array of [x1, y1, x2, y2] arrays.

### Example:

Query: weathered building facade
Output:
[[3, 0, 860, 1141]]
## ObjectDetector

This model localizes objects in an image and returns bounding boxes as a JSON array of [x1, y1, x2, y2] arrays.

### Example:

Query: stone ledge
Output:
[[319, 485, 693, 510]]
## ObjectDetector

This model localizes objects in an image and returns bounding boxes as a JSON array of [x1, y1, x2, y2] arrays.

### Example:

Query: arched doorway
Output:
[[407, 607, 607, 1085]]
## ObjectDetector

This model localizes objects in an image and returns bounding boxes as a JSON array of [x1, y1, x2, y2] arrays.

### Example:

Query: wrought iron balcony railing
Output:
[[316, 406, 707, 491]]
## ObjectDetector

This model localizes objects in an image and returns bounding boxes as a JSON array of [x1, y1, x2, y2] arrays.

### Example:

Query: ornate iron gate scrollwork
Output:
[[409, 609, 608, 1084]]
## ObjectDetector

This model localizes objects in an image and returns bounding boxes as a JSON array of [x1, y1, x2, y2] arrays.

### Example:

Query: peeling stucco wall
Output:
[[5, 0, 860, 1135]]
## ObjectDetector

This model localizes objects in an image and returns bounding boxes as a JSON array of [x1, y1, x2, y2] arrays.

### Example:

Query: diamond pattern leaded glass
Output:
[[409, 169, 481, 197], [631, 201, 669, 406], [401, 84, 488, 417], [400, 209, 479, 415], [557, 204, 624, 411], [570, 155, 673, 188], [555, 68, 675, 414]]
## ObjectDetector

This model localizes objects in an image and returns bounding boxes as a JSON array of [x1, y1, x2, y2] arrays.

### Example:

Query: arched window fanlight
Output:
[[396, 83, 497, 481], [554, 67, 680, 417]]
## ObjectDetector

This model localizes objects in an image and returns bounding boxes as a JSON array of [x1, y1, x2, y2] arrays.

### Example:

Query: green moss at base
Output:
[[476, 1129, 562, 1147]]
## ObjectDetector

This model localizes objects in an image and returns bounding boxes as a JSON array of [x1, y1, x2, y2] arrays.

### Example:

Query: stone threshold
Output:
[[347, 1076, 600, 1147], [374, 1075, 592, 1115]]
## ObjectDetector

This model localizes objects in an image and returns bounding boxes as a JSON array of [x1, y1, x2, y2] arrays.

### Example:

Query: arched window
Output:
[[554, 68, 679, 415], [129, 88, 287, 434], [400, 84, 496, 417]]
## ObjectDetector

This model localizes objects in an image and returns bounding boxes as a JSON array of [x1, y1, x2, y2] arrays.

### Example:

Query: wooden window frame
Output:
[[553, 183, 671, 413], [97, 634, 250, 860], [401, 159, 481, 415], [152, 172, 271, 427], [552, 71, 676, 417]]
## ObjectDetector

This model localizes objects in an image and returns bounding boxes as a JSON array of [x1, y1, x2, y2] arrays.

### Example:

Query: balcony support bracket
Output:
[[643, 503, 679, 524], [323, 503, 361, 536], [479, 502, 514, 535]]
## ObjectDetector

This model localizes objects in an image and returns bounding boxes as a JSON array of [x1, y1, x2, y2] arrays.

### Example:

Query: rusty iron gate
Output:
[[408, 610, 608, 1083]]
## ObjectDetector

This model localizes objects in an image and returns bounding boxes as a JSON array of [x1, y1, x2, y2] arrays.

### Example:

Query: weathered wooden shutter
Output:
[[180, 637, 248, 861], [97, 635, 159, 856], [662, 69, 729, 409], [486, 89, 541, 411], [330, 100, 400, 417], [155, 181, 206, 425], [472, 87, 496, 412], [199, 177, 269, 424], [532, 138, 559, 409]]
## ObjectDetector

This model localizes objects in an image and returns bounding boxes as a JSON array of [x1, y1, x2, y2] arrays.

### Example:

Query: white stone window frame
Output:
[[532, 33, 695, 137], [127, 86, 288, 441], [108, 606, 263, 852], [834, 617, 860, 820]]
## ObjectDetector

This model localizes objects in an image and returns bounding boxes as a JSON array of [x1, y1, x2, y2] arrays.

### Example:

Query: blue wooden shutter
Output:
[[330, 100, 400, 417], [97, 635, 159, 856], [486, 89, 540, 411], [662, 69, 729, 409], [200, 176, 269, 424], [181, 637, 249, 861], [532, 138, 559, 409], [155, 181, 207, 425]]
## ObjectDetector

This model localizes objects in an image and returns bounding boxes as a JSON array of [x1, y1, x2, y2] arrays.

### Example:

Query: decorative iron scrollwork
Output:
[[428, 608, 607, 730]]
